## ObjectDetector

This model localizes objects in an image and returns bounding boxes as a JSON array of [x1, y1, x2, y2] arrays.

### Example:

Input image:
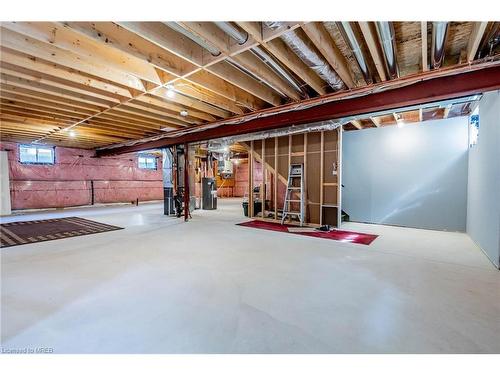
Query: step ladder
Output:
[[281, 163, 305, 226]]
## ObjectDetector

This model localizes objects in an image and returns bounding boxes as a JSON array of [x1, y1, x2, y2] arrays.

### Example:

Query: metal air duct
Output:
[[336, 22, 373, 84], [375, 22, 399, 79], [265, 22, 346, 91], [164, 22, 221, 56], [214, 22, 305, 95], [431, 22, 448, 69]]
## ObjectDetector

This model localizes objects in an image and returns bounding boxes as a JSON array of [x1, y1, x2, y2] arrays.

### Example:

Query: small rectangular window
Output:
[[138, 154, 157, 170], [19, 145, 55, 165]]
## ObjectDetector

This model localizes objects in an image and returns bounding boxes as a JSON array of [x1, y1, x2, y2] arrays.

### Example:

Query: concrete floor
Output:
[[1, 199, 499, 353]]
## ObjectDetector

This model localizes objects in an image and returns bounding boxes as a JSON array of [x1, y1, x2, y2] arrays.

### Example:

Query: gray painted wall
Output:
[[342, 117, 469, 231], [467, 91, 500, 268]]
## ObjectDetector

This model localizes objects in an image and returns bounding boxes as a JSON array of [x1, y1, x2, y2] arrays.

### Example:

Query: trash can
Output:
[[242, 201, 249, 217]]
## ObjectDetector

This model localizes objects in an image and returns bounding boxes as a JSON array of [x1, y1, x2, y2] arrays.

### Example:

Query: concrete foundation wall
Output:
[[466, 90, 500, 268], [0, 142, 163, 210]]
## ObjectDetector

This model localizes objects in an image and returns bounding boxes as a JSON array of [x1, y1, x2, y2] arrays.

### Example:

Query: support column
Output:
[[162, 148, 175, 215], [184, 143, 190, 221]]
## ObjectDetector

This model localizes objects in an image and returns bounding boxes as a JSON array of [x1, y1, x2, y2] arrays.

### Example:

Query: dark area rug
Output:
[[0, 217, 123, 248], [236, 220, 378, 245]]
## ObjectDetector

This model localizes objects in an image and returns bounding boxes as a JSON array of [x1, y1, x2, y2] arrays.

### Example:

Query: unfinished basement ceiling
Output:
[[0, 21, 499, 149]]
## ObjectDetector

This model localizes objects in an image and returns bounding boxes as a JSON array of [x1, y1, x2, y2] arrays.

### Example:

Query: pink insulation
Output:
[[0, 142, 163, 210]]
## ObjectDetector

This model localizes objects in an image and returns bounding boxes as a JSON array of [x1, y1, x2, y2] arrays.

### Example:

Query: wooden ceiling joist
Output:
[[467, 22, 488, 62], [0, 27, 146, 91], [358, 22, 387, 81], [1, 21, 498, 149]]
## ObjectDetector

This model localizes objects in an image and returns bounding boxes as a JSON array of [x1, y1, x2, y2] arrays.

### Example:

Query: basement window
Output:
[[138, 154, 157, 170], [19, 145, 55, 165]]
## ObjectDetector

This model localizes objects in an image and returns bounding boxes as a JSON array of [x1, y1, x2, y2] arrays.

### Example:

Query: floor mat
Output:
[[0, 217, 123, 248], [236, 220, 378, 245]]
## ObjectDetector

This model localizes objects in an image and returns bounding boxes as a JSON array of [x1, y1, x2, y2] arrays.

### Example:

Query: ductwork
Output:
[[265, 22, 345, 91], [336, 22, 373, 84], [208, 119, 341, 145], [214, 22, 248, 45], [375, 22, 399, 79], [214, 22, 304, 96], [431, 22, 448, 69], [164, 22, 221, 56]]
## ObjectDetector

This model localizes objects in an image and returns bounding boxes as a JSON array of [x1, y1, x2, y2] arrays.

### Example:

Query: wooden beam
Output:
[[173, 82, 244, 115], [301, 22, 355, 88], [2, 22, 162, 85], [207, 61, 282, 106], [358, 22, 387, 81], [370, 116, 381, 127], [0, 27, 146, 91], [421, 22, 429, 71], [467, 22, 488, 62], [149, 87, 228, 119], [443, 104, 452, 119], [0, 47, 133, 99], [64, 22, 197, 77], [232, 51, 300, 101], [96, 64, 500, 155], [117, 22, 205, 66], [351, 120, 363, 130], [186, 69, 266, 111]]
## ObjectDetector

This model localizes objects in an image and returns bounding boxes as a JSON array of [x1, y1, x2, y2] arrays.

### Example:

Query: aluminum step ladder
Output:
[[281, 163, 305, 226]]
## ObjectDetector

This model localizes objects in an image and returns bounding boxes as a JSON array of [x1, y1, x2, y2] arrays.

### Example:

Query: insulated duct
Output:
[[375, 22, 399, 79], [336, 22, 373, 84], [214, 22, 305, 95], [265, 22, 345, 91], [431, 22, 448, 69]]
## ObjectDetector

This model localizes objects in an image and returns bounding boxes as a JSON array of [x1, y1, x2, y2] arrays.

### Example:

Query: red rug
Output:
[[236, 220, 378, 245]]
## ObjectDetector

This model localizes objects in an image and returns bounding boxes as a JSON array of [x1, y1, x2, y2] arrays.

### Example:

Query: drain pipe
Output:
[[337, 22, 373, 84], [265, 22, 345, 91], [431, 22, 448, 69], [214, 22, 305, 95], [375, 22, 399, 79]]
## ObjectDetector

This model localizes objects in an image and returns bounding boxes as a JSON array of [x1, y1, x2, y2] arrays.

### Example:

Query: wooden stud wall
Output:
[[244, 128, 340, 227]]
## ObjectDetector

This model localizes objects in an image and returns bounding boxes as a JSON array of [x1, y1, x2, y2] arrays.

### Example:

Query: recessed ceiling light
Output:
[[180, 110, 188, 117], [69, 130, 76, 138]]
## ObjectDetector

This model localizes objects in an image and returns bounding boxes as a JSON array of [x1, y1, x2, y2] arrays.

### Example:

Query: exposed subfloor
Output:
[[1, 199, 499, 353]]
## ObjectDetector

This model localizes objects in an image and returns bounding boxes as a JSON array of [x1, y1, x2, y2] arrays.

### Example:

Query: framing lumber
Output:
[[358, 22, 387, 81], [467, 22, 488, 62], [421, 22, 429, 71], [96, 63, 500, 155]]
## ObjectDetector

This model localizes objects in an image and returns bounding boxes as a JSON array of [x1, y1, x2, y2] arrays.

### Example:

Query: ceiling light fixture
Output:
[[166, 84, 175, 98], [180, 110, 188, 117], [69, 130, 76, 138]]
